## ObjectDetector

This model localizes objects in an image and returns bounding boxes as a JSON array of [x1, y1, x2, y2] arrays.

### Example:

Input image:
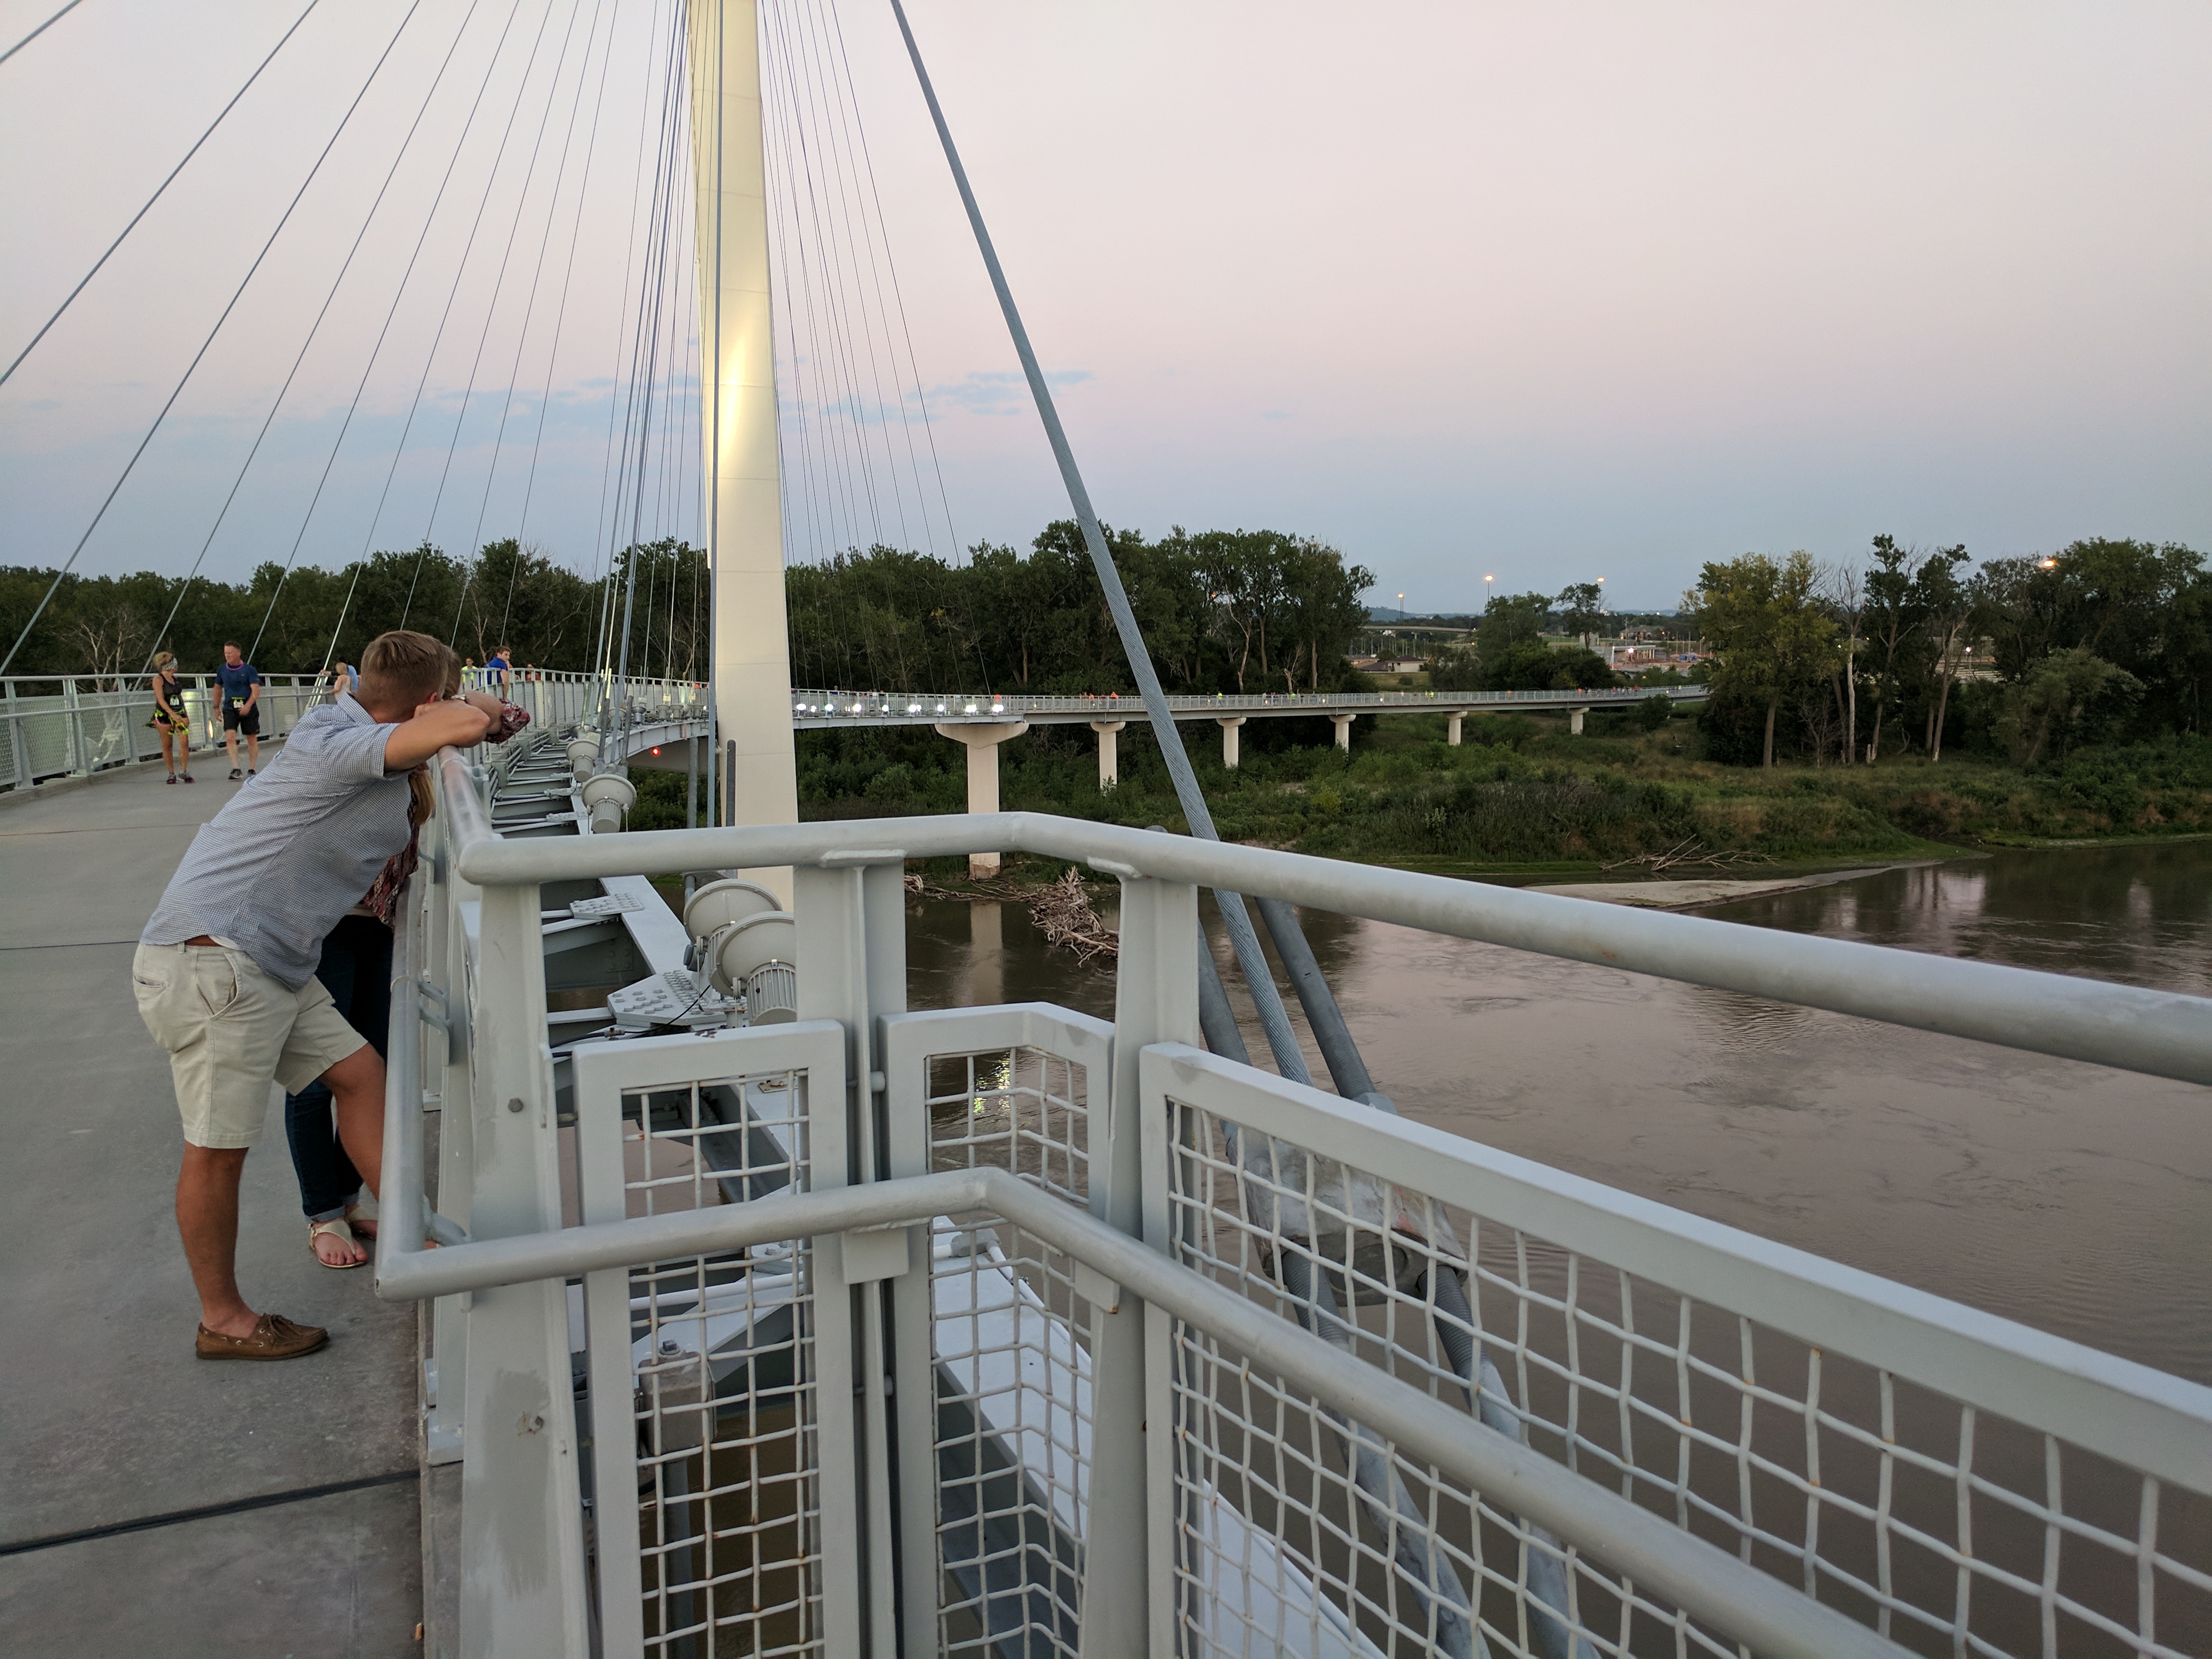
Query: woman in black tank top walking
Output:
[[148, 651, 194, 784]]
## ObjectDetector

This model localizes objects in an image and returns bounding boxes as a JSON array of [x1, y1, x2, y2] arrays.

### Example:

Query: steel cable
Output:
[[786, 0, 912, 554], [0, 0, 322, 388], [137, 0, 497, 678], [502, 0, 625, 645], [0, 0, 86, 67], [583, 1, 672, 686], [822, 0, 958, 560], [450, 0, 609, 645], [385, 0, 564, 626], [245, 0, 502, 662], [1, 0, 424, 676], [886, 0, 1313, 1084], [437, 0, 593, 647]]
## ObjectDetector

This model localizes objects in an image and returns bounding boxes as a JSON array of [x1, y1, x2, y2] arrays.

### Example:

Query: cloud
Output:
[[922, 369, 1094, 417]]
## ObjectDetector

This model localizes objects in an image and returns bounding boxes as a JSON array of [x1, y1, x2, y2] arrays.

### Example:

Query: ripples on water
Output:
[[906, 841, 2211, 1385]]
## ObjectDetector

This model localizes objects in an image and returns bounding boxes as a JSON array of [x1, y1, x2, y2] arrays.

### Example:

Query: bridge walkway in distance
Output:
[[0, 760, 421, 1656]]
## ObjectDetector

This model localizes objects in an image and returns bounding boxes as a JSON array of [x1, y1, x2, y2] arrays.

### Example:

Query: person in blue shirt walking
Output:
[[216, 641, 262, 780]]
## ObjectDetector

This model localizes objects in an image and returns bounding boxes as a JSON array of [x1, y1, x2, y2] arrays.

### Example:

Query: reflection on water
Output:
[[907, 842, 2212, 1384]]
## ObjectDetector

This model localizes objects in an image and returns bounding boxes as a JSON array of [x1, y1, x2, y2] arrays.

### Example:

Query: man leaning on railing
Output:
[[132, 631, 495, 1361]]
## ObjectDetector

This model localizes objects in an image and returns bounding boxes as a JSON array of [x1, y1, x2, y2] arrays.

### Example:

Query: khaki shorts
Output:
[[132, 943, 367, 1149]]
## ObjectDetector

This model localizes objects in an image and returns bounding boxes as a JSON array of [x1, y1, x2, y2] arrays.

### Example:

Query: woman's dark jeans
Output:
[[284, 914, 392, 1222]]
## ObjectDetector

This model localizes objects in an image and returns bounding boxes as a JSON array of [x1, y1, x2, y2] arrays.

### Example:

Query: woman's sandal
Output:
[[309, 1217, 368, 1269]]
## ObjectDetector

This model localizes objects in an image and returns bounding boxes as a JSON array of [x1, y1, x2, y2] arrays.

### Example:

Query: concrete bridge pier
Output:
[[1090, 720, 1125, 791], [1330, 714, 1355, 752], [936, 720, 1028, 875], [1216, 716, 1247, 768], [1570, 707, 1586, 736], [1447, 713, 1463, 746]]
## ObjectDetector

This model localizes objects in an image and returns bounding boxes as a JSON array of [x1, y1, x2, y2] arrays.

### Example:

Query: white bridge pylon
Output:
[[692, 0, 797, 902]]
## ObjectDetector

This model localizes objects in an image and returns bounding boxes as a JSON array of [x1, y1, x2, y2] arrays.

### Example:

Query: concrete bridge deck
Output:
[[0, 760, 421, 1657]]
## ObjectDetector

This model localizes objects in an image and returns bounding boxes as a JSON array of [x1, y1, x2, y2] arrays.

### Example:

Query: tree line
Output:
[[0, 520, 1375, 699], [1686, 537, 2212, 767], [1423, 580, 1622, 693], [789, 522, 1373, 695], [0, 538, 708, 685]]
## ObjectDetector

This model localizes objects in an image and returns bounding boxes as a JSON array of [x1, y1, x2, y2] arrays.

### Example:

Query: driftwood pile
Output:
[[1598, 837, 1772, 874], [904, 867, 1119, 962], [1026, 867, 1120, 962]]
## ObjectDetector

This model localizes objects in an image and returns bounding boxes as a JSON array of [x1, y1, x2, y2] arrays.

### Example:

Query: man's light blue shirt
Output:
[[142, 696, 408, 990]]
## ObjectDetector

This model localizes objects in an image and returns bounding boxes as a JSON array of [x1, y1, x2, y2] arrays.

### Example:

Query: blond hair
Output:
[[151, 650, 176, 671], [360, 630, 460, 714]]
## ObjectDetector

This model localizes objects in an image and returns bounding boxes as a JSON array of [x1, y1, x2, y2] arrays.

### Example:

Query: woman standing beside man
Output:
[[287, 667, 528, 1267]]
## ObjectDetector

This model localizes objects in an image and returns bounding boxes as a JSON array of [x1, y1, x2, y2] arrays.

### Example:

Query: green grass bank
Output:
[[630, 708, 2212, 876]]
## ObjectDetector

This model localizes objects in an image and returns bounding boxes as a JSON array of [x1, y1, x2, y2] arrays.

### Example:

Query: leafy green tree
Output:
[[1556, 581, 1607, 647], [1996, 648, 2143, 766], [1480, 638, 1614, 692], [1475, 591, 1551, 666], [1860, 534, 1921, 762], [1911, 545, 1974, 761], [1685, 551, 1839, 767]]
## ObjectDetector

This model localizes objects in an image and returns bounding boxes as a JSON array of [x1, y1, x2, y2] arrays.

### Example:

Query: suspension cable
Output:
[[128, 0, 484, 674], [886, 0, 1314, 1083], [0, 0, 424, 676], [822, 0, 958, 559], [392, 0, 567, 627], [501, 0, 623, 645], [431, 0, 592, 648], [450, 0, 607, 645], [0, 0, 87, 67], [1, 0, 322, 388], [247, 0, 510, 664]]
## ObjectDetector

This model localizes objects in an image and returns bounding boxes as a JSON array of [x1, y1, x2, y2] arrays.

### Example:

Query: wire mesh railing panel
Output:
[[921, 1043, 1097, 1656], [615, 1064, 825, 1658], [1158, 1092, 2212, 1659]]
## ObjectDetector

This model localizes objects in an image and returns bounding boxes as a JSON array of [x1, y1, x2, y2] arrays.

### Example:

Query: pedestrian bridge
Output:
[[3, 673, 1697, 799], [9, 670, 2209, 1657]]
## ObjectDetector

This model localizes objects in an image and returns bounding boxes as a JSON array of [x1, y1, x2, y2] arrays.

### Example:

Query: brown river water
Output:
[[907, 840, 2212, 1385]]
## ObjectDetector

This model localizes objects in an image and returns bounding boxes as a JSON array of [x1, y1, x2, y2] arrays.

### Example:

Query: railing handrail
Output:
[[790, 683, 1706, 712], [1144, 1042, 2212, 1492], [375, 1156, 1903, 1659], [433, 771, 2212, 1089]]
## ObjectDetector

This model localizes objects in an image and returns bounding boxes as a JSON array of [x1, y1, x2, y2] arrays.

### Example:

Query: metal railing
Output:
[[0, 670, 704, 792], [374, 730, 2212, 1658], [792, 683, 1709, 728]]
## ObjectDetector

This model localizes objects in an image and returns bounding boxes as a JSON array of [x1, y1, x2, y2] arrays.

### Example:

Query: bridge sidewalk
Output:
[[0, 764, 422, 1657]]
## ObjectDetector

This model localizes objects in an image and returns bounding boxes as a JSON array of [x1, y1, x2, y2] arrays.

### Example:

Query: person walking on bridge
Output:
[[215, 641, 261, 780], [133, 630, 492, 1359], [148, 650, 194, 784]]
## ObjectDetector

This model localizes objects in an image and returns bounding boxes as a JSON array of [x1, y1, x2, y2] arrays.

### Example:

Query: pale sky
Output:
[[4, 0, 2208, 615]]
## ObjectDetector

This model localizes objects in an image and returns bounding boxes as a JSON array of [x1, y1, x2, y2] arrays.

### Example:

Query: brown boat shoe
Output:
[[195, 1313, 329, 1361]]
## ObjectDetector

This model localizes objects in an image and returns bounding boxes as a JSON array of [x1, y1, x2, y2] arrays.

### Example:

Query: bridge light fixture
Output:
[[907, 702, 921, 714], [963, 702, 978, 714], [935, 702, 946, 713]]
